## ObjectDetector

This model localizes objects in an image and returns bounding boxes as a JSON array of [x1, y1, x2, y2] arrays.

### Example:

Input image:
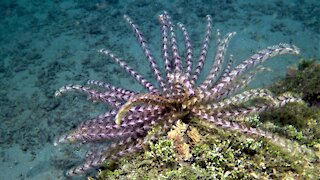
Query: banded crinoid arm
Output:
[[55, 84, 123, 108], [198, 32, 236, 90], [99, 49, 158, 93], [143, 114, 179, 143], [115, 93, 177, 125], [192, 108, 270, 137], [202, 44, 300, 102], [168, 72, 195, 99], [87, 80, 137, 101], [123, 14, 166, 92], [191, 14, 213, 85], [191, 109, 316, 161], [220, 55, 234, 79], [53, 110, 117, 147], [54, 111, 161, 145], [196, 88, 274, 113], [77, 105, 164, 133], [160, 12, 193, 94], [66, 112, 178, 176], [214, 66, 271, 101], [200, 92, 303, 118], [54, 105, 166, 145], [170, 21, 196, 93], [183, 81, 272, 112], [75, 110, 118, 131], [177, 22, 193, 80], [66, 137, 138, 176], [163, 11, 182, 74], [158, 13, 171, 94]]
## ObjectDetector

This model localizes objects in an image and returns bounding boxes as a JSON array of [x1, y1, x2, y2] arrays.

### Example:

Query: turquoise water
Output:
[[0, 0, 319, 179]]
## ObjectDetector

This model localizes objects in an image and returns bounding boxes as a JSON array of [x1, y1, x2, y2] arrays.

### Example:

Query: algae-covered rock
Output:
[[94, 60, 320, 179], [270, 59, 320, 106], [95, 116, 319, 179], [262, 59, 320, 146]]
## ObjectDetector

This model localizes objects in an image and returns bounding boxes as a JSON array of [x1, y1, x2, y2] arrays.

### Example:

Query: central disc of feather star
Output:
[[115, 72, 196, 125], [54, 11, 315, 176]]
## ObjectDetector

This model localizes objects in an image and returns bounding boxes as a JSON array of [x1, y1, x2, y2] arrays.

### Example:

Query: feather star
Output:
[[54, 11, 315, 176]]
